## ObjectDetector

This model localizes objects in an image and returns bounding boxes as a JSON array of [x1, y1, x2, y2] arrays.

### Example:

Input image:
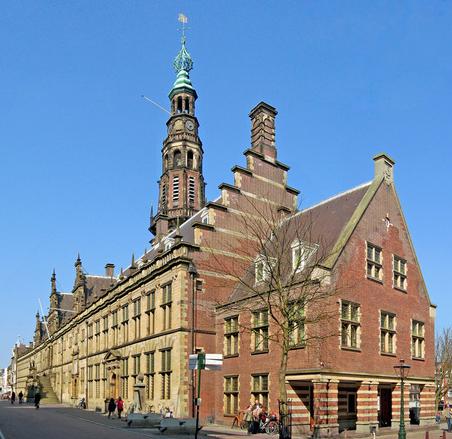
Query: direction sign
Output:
[[189, 353, 223, 370]]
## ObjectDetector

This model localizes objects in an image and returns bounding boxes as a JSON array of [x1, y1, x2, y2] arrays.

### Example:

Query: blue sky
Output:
[[1, 1, 451, 367]]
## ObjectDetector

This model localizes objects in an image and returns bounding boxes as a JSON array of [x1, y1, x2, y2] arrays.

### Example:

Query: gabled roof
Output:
[[227, 181, 371, 303]]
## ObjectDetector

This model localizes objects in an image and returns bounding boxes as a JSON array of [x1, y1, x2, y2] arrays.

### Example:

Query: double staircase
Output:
[[37, 375, 59, 404]]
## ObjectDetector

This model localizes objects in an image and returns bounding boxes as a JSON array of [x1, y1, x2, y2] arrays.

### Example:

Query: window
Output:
[[133, 355, 141, 376], [252, 374, 269, 408], [187, 150, 194, 169], [173, 150, 182, 167], [201, 211, 209, 224], [254, 256, 275, 284], [341, 301, 360, 349], [122, 305, 129, 343], [288, 305, 305, 348], [412, 320, 425, 359], [161, 183, 168, 208], [133, 299, 141, 340], [145, 352, 155, 399], [164, 238, 174, 252], [95, 320, 101, 351], [160, 349, 172, 399], [367, 243, 383, 281], [292, 241, 317, 272], [380, 312, 396, 354], [111, 310, 118, 346], [146, 291, 156, 335], [252, 310, 269, 353], [188, 176, 195, 205], [173, 176, 180, 203], [121, 357, 129, 398], [161, 283, 172, 330], [393, 256, 407, 291], [102, 316, 109, 349], [224, 376, 239, 415], [224, 316, 239, 356], [95, 364, 100, 398]]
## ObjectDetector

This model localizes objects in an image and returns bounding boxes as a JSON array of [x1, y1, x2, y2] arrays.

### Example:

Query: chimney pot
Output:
[[105, 263, 115, 278]]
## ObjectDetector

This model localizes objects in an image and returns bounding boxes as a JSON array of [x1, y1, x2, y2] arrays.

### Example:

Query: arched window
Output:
[[173, 150, 182, 168], [187, 150, 194, 169], [184, 97, 190, 114], [177, 97, 183, 114], [164, 154, 168, 170]]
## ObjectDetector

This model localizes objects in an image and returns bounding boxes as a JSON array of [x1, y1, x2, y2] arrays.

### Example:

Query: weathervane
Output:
[[178, 13, 189, 43]]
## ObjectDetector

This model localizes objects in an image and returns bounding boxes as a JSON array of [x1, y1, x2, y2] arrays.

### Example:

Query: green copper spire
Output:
[[170, 37, 195, 96], [173, 36, 193, 74]]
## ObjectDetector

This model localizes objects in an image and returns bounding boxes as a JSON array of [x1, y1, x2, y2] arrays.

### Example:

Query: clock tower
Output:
[[150, 36, 206, 240]]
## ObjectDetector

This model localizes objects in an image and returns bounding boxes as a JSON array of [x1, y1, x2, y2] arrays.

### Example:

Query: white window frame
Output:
[[291, 240, 318, 272], [254, 255, 275, 284]]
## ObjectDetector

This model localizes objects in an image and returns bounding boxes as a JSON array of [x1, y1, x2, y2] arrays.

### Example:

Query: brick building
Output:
[[12, 36, 435, 434]]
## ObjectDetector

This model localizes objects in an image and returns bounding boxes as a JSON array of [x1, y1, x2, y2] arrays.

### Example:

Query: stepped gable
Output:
[[227, 182, 371, 303]]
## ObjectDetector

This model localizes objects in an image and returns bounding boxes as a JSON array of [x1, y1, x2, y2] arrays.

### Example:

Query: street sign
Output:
[[189, 353, 223, 370]]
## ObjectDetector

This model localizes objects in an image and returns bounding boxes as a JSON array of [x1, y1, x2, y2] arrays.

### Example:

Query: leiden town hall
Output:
[[11, 35, 436, 435]]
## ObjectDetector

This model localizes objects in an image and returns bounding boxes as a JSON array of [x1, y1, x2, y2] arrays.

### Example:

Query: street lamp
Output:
[[394, 359, 411, 439]]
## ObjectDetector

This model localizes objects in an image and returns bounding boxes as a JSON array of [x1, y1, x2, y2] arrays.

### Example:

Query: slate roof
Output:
[[227, 182, 372, 303]]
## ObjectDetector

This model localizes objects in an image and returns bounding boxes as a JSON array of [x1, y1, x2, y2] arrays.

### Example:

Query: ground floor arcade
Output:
[[287, 374, 435, 436]]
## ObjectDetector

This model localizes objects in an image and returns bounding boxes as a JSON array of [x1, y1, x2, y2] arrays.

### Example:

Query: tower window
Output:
[[177, 97, 182, 114], [164, 154, 168, 170], [161, 183, 168, 209], [173, 150, 182, 168], [184, 97, 190, 114], [187, 151, 194, 169], [173, 176, 179, 204], [188, 176, 195, 206]]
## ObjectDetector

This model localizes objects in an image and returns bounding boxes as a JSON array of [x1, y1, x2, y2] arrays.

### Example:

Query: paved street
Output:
[[0, 400, 449, 439], [0, 401, 160, 439]]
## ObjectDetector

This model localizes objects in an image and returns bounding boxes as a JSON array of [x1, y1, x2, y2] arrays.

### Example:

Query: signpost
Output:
[[189, 353, 223, 439]]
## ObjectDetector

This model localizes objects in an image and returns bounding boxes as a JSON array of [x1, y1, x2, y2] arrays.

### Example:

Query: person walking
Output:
[[34, 391, 41, 409], [10, 391, 16, 405], [107, 398, 116, 419], [116, 397, 124, 419], [18, 391, 23, 404]]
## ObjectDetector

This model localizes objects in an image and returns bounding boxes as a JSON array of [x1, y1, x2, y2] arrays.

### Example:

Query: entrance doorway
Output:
[[379, 386, 392, 427]]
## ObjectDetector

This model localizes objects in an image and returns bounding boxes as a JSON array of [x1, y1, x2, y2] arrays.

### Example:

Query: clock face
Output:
[[185, 120, 195, 131]]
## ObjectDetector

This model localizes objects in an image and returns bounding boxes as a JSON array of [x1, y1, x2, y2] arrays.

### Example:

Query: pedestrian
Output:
[[107, 398, 116, 418], [18, 391, 23, 404], [244, 403, 254, 434], [11, 391, 15, 405], [116, 396, 124, 419], [34, 391, 41, 409], [251, 401, 262, 434]]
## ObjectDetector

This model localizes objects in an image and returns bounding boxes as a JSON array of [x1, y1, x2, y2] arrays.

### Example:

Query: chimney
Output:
[[105, 263, 115, 278], [249, 101, 278, 160], [373, 153, 395, 185]]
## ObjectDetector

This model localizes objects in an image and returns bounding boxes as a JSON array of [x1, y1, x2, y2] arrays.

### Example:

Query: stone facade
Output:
[[12, 36, 435, 435]]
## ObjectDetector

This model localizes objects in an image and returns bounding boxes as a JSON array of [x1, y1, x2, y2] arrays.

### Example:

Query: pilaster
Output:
[[419, 383, 436, 426], [356, 381, 379, 433]]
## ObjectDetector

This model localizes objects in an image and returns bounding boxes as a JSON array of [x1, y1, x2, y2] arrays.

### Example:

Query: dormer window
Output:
[[254, 255, 275, 284], [164, 238, 175, 252], [292, 240, 317, 272], [201, 211, 209, 224]]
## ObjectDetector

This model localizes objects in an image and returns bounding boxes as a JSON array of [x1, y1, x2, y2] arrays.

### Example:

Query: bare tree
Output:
[[204, 193, 348, 413], [436, 328, 452, 409]]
